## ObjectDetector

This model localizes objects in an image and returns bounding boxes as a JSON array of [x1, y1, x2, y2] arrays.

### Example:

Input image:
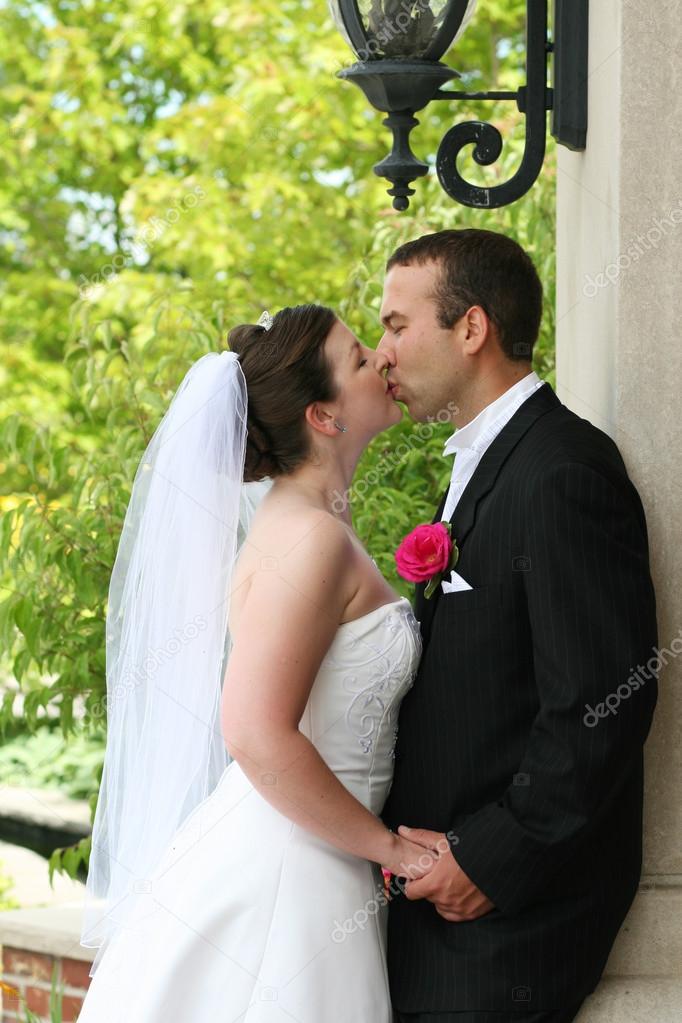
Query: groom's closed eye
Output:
[[382, 312, 405, 331]]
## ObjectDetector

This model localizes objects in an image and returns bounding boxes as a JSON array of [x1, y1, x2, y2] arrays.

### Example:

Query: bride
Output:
[[77, 304, 437, 1022]]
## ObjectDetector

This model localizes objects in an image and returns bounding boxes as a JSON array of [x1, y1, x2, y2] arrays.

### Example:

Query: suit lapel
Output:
[[415, 382, 561, 644], [448, 382, 560, 545]]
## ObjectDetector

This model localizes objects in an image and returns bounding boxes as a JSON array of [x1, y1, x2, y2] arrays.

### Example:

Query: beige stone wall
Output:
[[557, 0, 682, 1017]]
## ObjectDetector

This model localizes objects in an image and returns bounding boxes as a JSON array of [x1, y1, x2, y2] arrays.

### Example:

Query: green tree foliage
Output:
[[0, 0, 555, 879]]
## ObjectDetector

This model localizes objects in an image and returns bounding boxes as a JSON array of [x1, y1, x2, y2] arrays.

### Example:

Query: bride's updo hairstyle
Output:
[[227, 304, 338, 483]]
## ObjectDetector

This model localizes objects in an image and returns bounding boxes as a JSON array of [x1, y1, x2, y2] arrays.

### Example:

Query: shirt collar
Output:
[[443, 371, 542, 458]]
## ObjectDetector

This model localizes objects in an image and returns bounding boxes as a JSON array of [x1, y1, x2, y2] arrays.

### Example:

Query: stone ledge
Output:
[[0, 903, 93, 963], [0, 786, 91, 860], [0, 788, 90, 833]]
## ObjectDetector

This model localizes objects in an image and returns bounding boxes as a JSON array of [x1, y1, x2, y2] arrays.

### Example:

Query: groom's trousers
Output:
[[393, 999, 586, 1023]]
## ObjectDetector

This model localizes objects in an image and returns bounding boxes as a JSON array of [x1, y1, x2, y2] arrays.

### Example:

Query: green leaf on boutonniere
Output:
[[423, 525, 460, 600], [450, 538, 460, 570]]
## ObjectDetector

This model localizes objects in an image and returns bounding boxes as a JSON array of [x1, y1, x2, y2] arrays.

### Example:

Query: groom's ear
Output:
[[460, 305, 492, 357]]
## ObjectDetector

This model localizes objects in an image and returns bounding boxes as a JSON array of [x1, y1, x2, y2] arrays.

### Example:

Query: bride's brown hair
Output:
[[227, 304, 338, 483]]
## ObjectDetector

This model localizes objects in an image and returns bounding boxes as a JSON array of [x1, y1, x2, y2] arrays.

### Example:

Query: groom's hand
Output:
[[397, 825, 496, 922]]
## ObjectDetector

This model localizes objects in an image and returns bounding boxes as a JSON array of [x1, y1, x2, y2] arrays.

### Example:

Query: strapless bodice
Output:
[[297, 596, 422, 815]]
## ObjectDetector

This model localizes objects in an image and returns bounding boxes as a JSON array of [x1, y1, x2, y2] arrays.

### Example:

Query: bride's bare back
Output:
[[228, 484, 399, 638]]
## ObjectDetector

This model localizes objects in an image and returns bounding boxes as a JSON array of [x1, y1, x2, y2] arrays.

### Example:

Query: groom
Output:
[[378, 229, 658, 1023]]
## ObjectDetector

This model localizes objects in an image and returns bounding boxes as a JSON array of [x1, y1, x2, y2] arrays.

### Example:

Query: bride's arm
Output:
[[221, 510, 431, 878]]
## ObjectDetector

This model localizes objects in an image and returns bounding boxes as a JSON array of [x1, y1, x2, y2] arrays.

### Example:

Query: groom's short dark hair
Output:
[[386, 229, 543, 362]]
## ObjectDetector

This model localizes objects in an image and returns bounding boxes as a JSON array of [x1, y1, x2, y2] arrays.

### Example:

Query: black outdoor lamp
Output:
[[328, 0, 588, 210]]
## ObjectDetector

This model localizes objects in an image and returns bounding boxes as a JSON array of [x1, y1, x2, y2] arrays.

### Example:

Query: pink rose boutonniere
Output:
[[395, 521, 459, 600]]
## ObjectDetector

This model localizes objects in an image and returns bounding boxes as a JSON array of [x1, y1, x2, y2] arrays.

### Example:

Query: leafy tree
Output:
[[0, 0, 555, 882]]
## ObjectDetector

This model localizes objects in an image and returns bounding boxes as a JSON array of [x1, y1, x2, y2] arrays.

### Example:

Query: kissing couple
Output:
[[78, 228, 658, 1023]]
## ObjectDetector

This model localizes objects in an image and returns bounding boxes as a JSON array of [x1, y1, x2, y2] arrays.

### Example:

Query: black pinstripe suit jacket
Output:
[[380, 381, 658, 1013]]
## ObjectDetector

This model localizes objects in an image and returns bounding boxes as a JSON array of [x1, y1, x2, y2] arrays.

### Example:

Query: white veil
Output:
[[80, 349, 273, 976]]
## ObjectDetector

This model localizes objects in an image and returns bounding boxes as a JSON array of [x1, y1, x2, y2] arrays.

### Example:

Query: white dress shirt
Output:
[[441, 371, 545, 523]]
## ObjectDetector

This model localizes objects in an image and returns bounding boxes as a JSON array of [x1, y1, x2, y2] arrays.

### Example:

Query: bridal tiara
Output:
[[257, 310, 274, 331]]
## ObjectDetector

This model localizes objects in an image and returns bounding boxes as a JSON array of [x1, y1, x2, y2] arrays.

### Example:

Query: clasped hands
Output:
[[388, 824, 495, 923]]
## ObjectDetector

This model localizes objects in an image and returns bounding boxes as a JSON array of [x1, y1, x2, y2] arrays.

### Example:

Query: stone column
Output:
[[556, 0, 682, 1018]]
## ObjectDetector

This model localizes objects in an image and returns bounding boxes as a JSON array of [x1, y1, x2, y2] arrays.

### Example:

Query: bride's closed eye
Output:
[[359, 358, 368, 367]]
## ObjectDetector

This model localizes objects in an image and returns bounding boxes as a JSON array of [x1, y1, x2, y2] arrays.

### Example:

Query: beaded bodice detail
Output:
[[298, 597, 422, 815]]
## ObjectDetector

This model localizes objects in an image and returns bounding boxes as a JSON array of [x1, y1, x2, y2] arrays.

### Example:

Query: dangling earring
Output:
[[334, 421, 348, 433]]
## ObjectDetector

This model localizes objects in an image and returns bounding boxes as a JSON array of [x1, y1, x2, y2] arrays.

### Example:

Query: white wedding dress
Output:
[[78, 595, 421, 1023]]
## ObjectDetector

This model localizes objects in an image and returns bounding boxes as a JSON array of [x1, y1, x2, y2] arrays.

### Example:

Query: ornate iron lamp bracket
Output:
[[433, 0, 553, 209], [332, 0, 588, 211]]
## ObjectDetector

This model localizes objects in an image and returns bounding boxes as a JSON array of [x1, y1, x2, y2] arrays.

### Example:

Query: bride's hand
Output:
[[382, 832, 439, 881]]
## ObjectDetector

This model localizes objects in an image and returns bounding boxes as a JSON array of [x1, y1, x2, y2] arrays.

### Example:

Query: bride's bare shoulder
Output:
[[249, 502, 352, 554], [232, 501, 355, 604]]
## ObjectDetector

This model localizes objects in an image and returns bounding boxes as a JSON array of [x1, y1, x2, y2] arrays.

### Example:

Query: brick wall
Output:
[[1, 945, 91, 1023]]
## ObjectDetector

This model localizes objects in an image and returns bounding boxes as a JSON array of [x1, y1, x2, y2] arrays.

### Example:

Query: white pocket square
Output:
[[441, 570, 473, 593]]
